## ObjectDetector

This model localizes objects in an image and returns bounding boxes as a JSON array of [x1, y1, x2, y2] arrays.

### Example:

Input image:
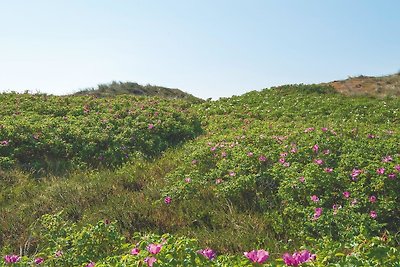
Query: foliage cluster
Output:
[[1, 84, 399, 266], [0, 93, 201, 172]]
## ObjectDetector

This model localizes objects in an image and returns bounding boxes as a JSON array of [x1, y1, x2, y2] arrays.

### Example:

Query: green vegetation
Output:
[[73, 81, 201, 102], [1, 84, 399, 266], [0, 93, 201, 173]]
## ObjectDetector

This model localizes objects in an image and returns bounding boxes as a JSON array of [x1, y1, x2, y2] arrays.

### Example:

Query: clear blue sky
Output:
[[0, 0, 399, 99]]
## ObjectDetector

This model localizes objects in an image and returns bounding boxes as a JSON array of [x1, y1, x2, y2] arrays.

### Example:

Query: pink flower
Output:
[[131, 248, 140, 255], [0, 140, 9, 146], [377, 168, 385, 175], [321, 127, 328, 132], [382, 156, 393, 162], [148, 124, 154, 129], [304, 127, 315, 133], [388, 173, 397, 179], [290, 147, 298, 153], [191, 160, 197, 165], [310, 195, 319, 202], [351, 199, 358, 206], [280, 152, 288, 157], [259, 155, 267, 162], [367, 133, 375, 139], [210, 147, 216, 151], [244, 249, 269, 264], [351, 169, 362, 180], [279, 158, 286, 164], [314, 159, 323, 165], [85, 262, 95, 267], [332, 204, 342, 215], [283, 250, 316, 266], [247, 152, 254, 157], [312, 144, 319, 153], [324, 168, 333, 173], [34, 258, 44, 265], [144, 257, 157, 267], [370, 210, 377, 219], [323, 149, 330, 155], [164, 196, 171, 205], [343, 191, 350, 198], [4, 255, 20, 263], [369, 195, 377, 203], [283, 162, 290, 167], [229, 171, 236, 177], [55, 251, 63, 257], [221, 151, 227, 158], [395, 165, 400, 172], [147, 244, 162, 255], [313, 208, 323, 220], [299, 177, 305, 183], [197, 248, 216, 260], [215, 178, 223, 184], [184, 177, 191, 183]]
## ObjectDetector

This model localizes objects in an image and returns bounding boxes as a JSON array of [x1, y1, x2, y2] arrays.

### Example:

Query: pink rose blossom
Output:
[[144, 257, 157, 267], [259, 155, 267, 162], [370, 211, 377, 219], [313, 208, 323, 220], [164, 196, 172, 205], [382, 156, 393, 162], [323, 149, 330, 155], [244, 249, 269, 264], [215, 178, 223, 184], [131, 248, 140, 255], [283, 162, 290, 167], [197, 248, 216, 260], [283, 250, 316, 266], [314, 159, 323, 165], [147, 244, 162, 255], [34, 258, 44, 265], [377, 168, 385, 175], [351, 169, 362, 180], [4, 255, 20, 263], [310, 195, 319, 202]]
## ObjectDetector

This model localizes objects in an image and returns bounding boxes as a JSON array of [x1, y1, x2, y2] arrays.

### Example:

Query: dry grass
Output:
[[325, 73, 400, 98]]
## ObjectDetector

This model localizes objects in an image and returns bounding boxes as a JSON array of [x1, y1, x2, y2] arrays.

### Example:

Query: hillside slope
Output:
[[73, 81, 202, 102], [326, 73, 400, 97], [1, 84, 399, 266]]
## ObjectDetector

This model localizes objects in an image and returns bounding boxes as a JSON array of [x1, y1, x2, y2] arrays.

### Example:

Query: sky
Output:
[[0, 0, 399, 99]]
